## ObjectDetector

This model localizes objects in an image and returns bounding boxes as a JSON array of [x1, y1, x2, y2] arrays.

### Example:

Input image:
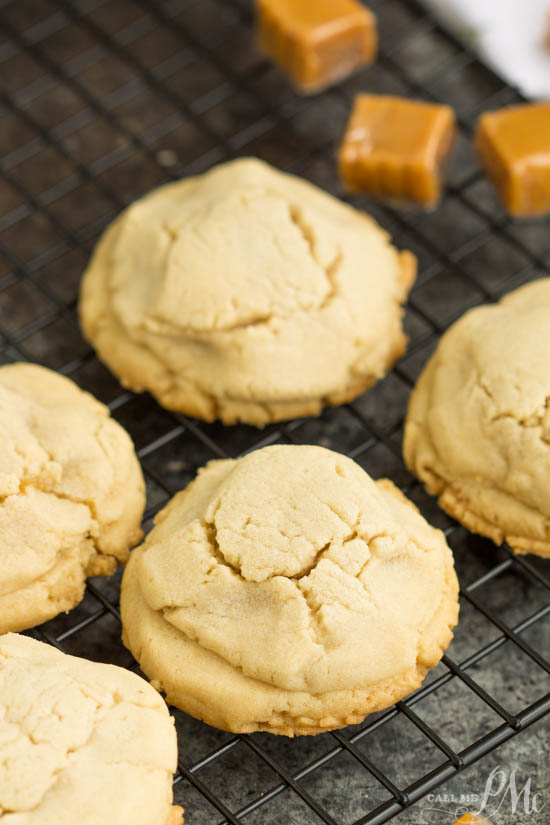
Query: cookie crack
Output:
[[156, 199, 338, 336], [1, 411, 128, 600], [0, 691, 105, 813], [490, 396, 550, 442], [25, 422, 100, 523], [161, 222, 178, 243], [287, 203, 340, 310], [203, 484, 394, 585], [202, 517, 243, 579], [287, 541, 331, 580], [0, 670, 170, 816], [478, 376, 550, 443], [202, 514, 330, 583], [0, 436, 61, 501]]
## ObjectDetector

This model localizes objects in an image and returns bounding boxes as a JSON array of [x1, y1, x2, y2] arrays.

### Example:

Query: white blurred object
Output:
[[420, 0, 550, 99]]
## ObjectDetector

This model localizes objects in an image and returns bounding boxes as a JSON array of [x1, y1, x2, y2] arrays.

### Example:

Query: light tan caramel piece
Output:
[[475, 103, 550, 216], [257, 0, 377, 93], [339, 94, 456, 207]]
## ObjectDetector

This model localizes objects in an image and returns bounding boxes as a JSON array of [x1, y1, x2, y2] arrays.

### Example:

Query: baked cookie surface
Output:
[[0, 363, 145, 633], [404, 279, 550, 558], [0, 633, 182, 825], [121, 445, 458, 735], [79, 157, 415, 426]]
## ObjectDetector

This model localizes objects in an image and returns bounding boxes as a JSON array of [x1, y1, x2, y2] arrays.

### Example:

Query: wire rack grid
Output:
[[0, 0, 549, 823]]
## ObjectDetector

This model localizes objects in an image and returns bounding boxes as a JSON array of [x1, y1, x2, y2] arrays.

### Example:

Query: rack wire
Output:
[[1, 0, 549, 823]]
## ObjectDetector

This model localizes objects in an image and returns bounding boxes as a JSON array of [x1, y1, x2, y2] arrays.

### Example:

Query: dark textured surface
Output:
[[0, 1, 549, 823]]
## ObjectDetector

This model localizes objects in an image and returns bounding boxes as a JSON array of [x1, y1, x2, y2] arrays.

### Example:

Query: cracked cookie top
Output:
[[0, 633, 182, 825], [404, 278, 550, 557], [79, 158, 416, 425], [129, 445, 457, 696], [0, 363, 145, 633]]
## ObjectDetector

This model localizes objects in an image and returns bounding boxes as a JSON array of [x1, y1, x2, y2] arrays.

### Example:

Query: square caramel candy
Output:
[[257, 0, 377, 94], [339, 94, 456, 207], [475, 103, 550, 216]]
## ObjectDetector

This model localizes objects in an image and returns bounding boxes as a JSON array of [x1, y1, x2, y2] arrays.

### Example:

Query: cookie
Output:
[[121, 445, 458, 735], [404, 279, 550, 558], [0, 633, 182, 825], [79, 157, 416, 426], [0, 363, 145, 633]]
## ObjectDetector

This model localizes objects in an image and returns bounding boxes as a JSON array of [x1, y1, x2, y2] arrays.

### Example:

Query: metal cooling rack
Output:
[[1, 0, 549, 823]]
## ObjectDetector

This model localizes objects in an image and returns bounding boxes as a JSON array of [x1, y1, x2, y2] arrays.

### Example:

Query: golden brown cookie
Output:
[[79, 157, 415, 426], [0, 363, 145, 633], [404, 279, 550, 558], [0, 633, 182, 825], [121, 445, 458, 735]]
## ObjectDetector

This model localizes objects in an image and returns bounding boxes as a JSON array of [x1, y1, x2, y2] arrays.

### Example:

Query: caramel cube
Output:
[[257, 0, 377, 94], [339, 94, 456, 207], [475, 103, 550, 216]]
